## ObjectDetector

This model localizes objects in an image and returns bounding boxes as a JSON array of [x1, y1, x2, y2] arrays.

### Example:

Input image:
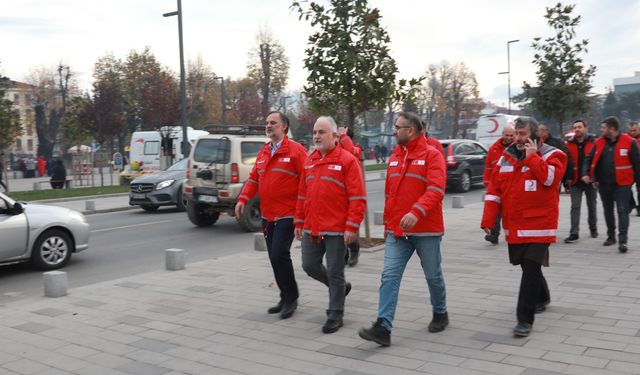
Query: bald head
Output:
[[502, 125, 515, 145]]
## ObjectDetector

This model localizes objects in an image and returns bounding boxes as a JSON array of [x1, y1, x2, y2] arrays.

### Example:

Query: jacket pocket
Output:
[[522, 208, 547, 218]]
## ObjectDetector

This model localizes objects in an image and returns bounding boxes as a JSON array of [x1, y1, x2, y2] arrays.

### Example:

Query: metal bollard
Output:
[[85, 201, 95, 211], [64, 180, 72, 189], [374, 211, 384, 225], [33, 182, 40, 191], [43, 271, 67, 297], [452, 196, 464, 208], [165, 248, 186, 270], [254, 233, 267, 251]]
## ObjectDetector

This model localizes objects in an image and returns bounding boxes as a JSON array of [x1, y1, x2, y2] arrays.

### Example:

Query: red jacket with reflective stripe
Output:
[[384, 136, 446, 237], [483, 138, 508, 187], [338, 134, 362, 159], [566, 136, 595, 184], [589, 134, 635, 186], [238, 136, 308, 221], [481, 143, 567, 244], [294, 145, 366, 236], [426, 136, 444, 155]]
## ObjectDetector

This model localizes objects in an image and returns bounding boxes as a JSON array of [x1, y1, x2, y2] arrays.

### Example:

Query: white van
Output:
[[120, 126, 208, 184], [475, 114, 519, 149]]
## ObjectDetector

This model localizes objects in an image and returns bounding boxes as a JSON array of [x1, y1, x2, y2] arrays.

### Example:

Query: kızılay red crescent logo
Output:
[[487, 118, 500, 134], [135, 138, 145, 143]]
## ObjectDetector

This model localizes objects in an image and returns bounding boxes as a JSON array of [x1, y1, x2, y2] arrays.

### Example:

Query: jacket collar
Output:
[[309, 143, 341, 164], [394, 136, 427, 158]]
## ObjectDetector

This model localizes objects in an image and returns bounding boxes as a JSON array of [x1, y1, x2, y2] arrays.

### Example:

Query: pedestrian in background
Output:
[[36, 155, 46, 177], [537, 123, 573, 190], [236, 111, 307, 319], [26, 157, 36, 178], [482, 125, 515, 245], [50, 160, 66, 189], [482, 116, 567, 337], [583, 116, 640, 253], [626, 121, 640, 216], [563, 120, 598, 243], [295, 116, 366, 334], [359, 112, 448, 347]]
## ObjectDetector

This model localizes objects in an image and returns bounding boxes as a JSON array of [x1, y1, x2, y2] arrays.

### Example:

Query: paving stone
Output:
[[70, 298, 107, 308], [115, 282, 146, 289], [147, 306, 189, 315], [115, 361, 171, 375], [115, 315, 152, 326], [31, 308, 68, 317], [520, 369, 566, 375], [11, 322, 54, 334], [184, 286, 221, 294], [130, 338, 178, 353], [472, 332, 529, 347], [318, 344, 375, 361]]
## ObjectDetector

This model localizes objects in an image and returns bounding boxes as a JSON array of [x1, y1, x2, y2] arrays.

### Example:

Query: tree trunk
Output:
[[260, 43, 271, 118]]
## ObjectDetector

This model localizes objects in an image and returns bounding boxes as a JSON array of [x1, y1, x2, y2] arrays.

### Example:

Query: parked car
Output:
[[129, 158, 189, 212], [183, 125, 268, 232], [441, 139, 488, 192], [0, 192, 90, 270]]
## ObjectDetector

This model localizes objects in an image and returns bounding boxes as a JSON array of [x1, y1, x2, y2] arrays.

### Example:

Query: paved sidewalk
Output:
[[1, 196, 640, 375]]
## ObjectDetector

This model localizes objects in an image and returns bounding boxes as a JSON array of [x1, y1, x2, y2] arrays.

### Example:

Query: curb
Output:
[[33, 192, 129, 203], [82, 205, 138, 216]]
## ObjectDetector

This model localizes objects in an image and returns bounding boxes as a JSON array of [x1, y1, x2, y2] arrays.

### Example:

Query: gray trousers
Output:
[[301, 234, 347, 320], [569, 183, 598, 235]]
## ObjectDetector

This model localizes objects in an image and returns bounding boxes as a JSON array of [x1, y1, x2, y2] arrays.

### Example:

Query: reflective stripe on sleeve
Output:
[[485, 194, 501, 204], [544, 165, 555, 186]]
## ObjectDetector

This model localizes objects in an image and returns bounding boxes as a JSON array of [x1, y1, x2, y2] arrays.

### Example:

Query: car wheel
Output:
[[175, 187, 186, 211], [186, 200, 220, 227], [457, 171, 471, 192], [141, 205, 159, 212], [237, 196, 262, 232], [31, 229, 73, 270]]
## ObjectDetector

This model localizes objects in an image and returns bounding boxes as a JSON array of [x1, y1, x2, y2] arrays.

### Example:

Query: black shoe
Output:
[[564, 234, 579, 243], [636, 210, 640, 217], [267, 300, 284, 314], [513, 322, 532, 337], [603, 238, 617, 246], [359, 318, 391, 346], [348, 251, 359, 267], [535, 300, 550, 313], [484, 234, 499, 245], [345, 282, 352, 297], [619, 243, 628, 253], [428, 312, 449, 333], [280, 300, 298, 319], [590, 230, 598, 238], [322, 318, 343, 334]]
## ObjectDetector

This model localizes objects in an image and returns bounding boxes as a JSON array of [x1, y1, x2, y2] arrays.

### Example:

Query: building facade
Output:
[[613, 72, 640, 95], [2, 80, 38, 157]]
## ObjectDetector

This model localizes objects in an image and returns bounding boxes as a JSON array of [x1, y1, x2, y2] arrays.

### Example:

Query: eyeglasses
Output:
[[394, 126, 413, 130]]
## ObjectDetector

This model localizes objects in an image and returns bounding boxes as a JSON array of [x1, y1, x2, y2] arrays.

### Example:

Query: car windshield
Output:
[[166, 158, 188, 171]]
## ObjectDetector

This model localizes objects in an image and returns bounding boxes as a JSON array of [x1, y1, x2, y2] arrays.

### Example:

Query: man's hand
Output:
[[483, 227, 491, 235], [525, 138, 538, 158], [234, 202, 245, 217], [581, 176, 591, 184], [337, 127, 348, 136], [295, 228, 302, 241], [399, 212, 419, 230], [344, 231, 357, 245]]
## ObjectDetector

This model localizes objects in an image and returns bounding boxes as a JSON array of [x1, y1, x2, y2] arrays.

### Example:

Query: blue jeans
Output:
[[377, 235, 446, 331]]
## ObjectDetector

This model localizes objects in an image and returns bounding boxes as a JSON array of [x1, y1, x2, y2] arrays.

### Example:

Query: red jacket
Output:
[[589, 134, 635, 186], [566, 135, 595, 185], [338, 134, 362, 159], [238, 136, 308, 221], [482, 143, 567, 244], [385, 136, 446, 237], [295, 145, 366, 236], [483, 138, 508, 187]]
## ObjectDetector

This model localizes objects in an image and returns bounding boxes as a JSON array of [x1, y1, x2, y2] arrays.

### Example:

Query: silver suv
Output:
[[182, 125, 267, 231]]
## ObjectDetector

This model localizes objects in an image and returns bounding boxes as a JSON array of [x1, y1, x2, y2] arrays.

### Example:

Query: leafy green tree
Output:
[[60, 95, 92, 150], [518, 2, 596, 136], [0, 73, 22, 153], [291, 0, 397, 130]]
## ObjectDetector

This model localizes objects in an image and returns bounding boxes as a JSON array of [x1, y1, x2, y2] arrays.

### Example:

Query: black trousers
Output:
[[599, 185, 631, 243], [509, 243, 550, 325], [263, 218, 298, 304]]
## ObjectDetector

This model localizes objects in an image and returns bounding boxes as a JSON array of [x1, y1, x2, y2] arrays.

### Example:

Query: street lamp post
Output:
[[214, 76, 226, 125], [498, 39, 519, 114], [163, 0, 189, 157]]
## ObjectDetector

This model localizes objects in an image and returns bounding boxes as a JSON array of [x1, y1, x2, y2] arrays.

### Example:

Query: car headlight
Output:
[[155, 180, 175, 190]]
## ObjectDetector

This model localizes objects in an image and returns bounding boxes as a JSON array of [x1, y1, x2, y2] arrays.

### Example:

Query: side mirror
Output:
[[11, 202, 24, 215]]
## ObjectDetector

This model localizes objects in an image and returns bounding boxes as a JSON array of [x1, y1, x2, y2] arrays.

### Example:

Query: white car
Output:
[[0, 192, 90, 270]]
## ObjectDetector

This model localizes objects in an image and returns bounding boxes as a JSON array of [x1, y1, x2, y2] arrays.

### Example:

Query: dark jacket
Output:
[[51, 161, 66, 182]]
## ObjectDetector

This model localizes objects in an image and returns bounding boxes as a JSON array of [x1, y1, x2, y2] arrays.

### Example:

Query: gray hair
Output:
[[316, 116, 338, 133]]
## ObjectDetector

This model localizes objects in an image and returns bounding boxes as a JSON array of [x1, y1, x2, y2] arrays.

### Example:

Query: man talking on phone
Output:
[[481, 117, 567, 337]]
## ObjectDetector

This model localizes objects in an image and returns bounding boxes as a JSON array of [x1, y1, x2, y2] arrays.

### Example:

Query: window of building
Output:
[[16, 139, 22, 150], [27, 123, 33, 136], [13, 94, 19, 105], [27, 139, 33, 151]]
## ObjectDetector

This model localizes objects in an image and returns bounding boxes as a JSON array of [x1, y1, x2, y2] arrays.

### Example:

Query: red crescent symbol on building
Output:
[[488, 119, 500, 134]]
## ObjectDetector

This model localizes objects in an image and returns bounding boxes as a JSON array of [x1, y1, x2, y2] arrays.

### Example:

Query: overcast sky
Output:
[[2, 0, 639, 107]]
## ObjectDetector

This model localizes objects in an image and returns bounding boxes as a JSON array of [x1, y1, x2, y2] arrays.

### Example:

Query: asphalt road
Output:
[[0, 181, 485, 303]]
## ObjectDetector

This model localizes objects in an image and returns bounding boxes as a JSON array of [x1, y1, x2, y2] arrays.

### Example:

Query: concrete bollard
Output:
[[165, 248, 187, 270], [43, 271, 67, 297], [374, 211, 384, 225], [33, 182, 40, 191], [254, 233, 267, 251], [452, 196, 464, 208], [85, 201, 95, 211]]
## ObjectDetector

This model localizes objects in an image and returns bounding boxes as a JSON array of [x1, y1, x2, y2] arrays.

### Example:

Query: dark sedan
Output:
[[129, 158, 188, 212], [441, 139, 488, 192]]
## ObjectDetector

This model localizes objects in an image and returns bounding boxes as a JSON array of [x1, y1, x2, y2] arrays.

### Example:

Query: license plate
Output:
[[132, 193, 146, 199], [198, 195, 218, 203]]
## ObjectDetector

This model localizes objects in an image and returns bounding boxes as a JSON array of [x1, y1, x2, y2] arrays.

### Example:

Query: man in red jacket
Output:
[[359, 112, 447, 347], [236, 111, 308, 319], [295, 116, 366, 334], [482, 125, 515, 245], [481, 116, 567, 337], [626, 121, 640, 216]]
